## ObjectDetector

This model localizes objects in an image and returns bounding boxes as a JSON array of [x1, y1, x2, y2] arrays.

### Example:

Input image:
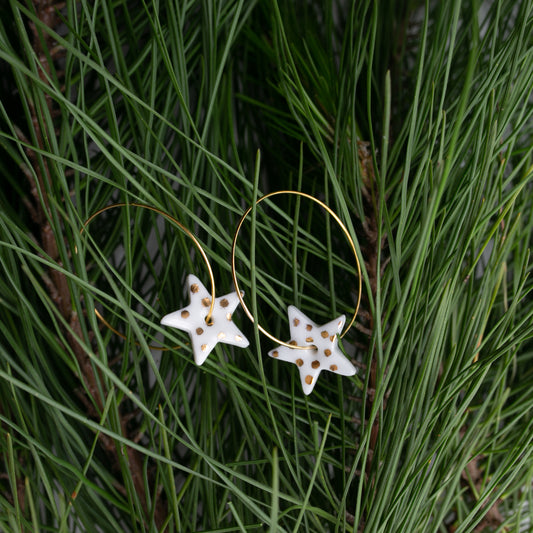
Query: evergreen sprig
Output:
[[0, 1, 532, 531]]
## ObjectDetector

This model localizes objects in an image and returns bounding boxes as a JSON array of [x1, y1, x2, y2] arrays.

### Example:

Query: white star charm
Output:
[[268, 305, 356, 395], [161, 274, 249, 365]]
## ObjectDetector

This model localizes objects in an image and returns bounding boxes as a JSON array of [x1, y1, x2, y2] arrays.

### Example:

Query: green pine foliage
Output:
[[0, 1, 532, 531]]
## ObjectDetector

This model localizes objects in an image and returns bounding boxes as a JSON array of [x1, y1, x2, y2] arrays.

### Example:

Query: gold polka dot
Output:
[[293, 318, 300, 326], [306, 324, 312, 331], [311, 360, 320, 369], [306, 337, 314, 343], [217, 332, 226, 339], [226, 313, 232, 321], [330, 364, 337, 371], [272, 350, 279, 358], [181, 310, 190, 318], [196, 327, 204, 335], [296, 358, 303, 367], [324, 349, 332, 356], [220, 298, 229, 308], [201, 344, 208, 351], [321, 330, 329, 338], [191, 284, 199, 293], [305, 375, 313, 385], [330, 335, 335, 342], [202, 297, 211, 307], [338, 320, 343, 327], [289, 340, 297, 346], [235, 335, 242, 342]]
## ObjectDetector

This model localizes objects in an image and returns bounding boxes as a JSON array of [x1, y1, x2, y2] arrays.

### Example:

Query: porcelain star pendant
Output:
[[268, 305, 356, 395], [161, 274, 249, 365]]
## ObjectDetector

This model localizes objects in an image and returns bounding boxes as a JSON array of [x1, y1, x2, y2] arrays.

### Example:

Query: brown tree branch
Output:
[[353, 140, 390, 531], [14, 2, 168, 528]]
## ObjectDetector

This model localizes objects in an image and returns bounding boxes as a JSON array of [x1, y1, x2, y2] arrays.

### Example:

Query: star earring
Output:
[[81, 202, 249, 363], [231, 191, 362, 395], [160, 274, 249, 365], [269, 306, 356, 395]]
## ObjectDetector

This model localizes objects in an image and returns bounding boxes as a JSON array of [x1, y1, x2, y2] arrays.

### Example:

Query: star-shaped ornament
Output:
[[268, 305, 356, 395], [161, 274, 249, 365]]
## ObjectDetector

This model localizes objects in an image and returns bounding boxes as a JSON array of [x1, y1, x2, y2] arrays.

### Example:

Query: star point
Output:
[[268, 305, 356, 395], [161, 274, 249, 365]]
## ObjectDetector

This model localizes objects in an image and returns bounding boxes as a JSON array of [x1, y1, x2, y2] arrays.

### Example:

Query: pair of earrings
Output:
[[82, 192, 361, 395]]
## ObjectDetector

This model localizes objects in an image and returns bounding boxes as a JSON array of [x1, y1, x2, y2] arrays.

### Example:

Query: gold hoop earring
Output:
[[231, 191, 361, 394], [81, 203, 249, 364]]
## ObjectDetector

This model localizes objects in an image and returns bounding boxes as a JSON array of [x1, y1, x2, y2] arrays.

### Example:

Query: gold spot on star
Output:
[[321, 330, 329, 338], [311, 360, 320, 369], [296, 358, 303, 367], [202, 297, 211, 307], [191, 284, 199, 293], [289, 340, 297, 346], [201, 344, 208, 351], [324, 349, 332, 356], [306, 337, 314, 343], [306, 324, 312, 331], [272, 350, 279, 358], [196, 327, 204, 335], [220, 298, 229, 308], [181, 310, 190, 318], [217, 332, 226, 339], [330, 364, 337, 371], [330, 335, 335, 342], [293, 318, 300, 326], [235, 335, 242, 342], [226, 312, 232, 321], [305, 375, 313, 385]]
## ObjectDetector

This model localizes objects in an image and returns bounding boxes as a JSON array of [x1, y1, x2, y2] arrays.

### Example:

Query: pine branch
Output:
[[0, 1, 531, 531]]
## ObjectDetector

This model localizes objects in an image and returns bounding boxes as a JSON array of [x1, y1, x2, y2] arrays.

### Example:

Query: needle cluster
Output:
[[0, 1, 532, 532]]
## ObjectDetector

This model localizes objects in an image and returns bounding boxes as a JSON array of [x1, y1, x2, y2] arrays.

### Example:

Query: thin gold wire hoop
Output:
[[231, 191, 362, 350], [80, 203, 216, 350]]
